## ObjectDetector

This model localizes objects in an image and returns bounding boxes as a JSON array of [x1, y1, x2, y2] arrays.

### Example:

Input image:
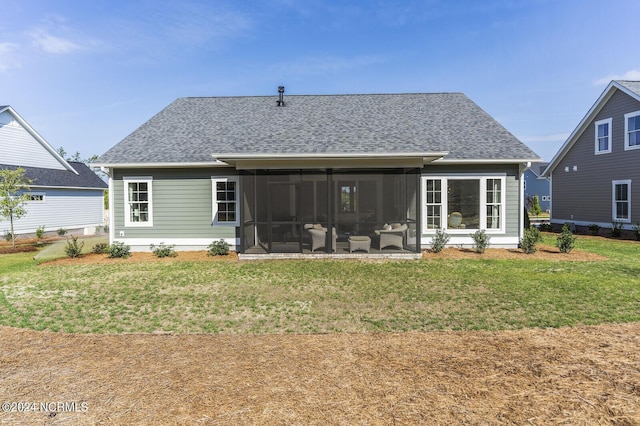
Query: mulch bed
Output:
[[0, 323, 638, 424]]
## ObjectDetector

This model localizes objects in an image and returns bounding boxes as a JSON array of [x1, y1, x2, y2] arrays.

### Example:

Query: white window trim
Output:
[[612, 179, 631, 223], [624, 111, 640, 151], [27, 192, 45, 203], [421, 175, 506, 234], [595, 118, 612, 154], [212, 176, 239, 226], [123, 177, 153, 227]]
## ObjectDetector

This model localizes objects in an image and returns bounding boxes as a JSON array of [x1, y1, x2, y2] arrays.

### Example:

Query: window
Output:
[[212, 177, 239, 225], [124, 178, 153, 226], [595, 118, 612, 154], [625, 111, 640, 150], [612, 180, 631, 223], [422, 176, 505, 232], [27, 193, 45, 202]]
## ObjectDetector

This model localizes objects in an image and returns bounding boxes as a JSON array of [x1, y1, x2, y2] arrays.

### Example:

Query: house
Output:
[[542, 81, 640, 230], [0, 106, 107, 236], [524, 162, 550, 213], [95, 88, 541, 256]]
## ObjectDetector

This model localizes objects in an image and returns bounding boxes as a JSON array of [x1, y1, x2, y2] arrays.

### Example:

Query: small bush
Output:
[[587, 223, 600, 236], [610, 221, 623, 238], [3, 231, 14, 242], [150, 242, 177, 258], [556, 224, 577, 253], [633, 224, 640, 241], [520, 226, 541, 254], [208, 239, 229, 256], [429, 228, 450, 253], [470, 229, 490, 254], [57, 228, 67, 236], [92, 242, 109, 254], [539, 223, 553, 232], [64, 236, 85, 258], [36, 225, 45, 239], [108, 241, 131, 259], [103, 225, 109, 233]]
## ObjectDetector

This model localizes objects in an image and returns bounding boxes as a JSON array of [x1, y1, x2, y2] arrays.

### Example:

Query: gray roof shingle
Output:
[[98, 92, 539, 164], [0, 162, 107, 189], [616, 80, 640, 97]]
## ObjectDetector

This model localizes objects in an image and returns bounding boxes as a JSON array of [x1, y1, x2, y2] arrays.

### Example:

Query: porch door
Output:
[[267, 182, 302, 252]]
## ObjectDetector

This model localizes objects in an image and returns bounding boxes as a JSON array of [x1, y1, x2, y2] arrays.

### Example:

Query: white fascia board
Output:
[[92, 161, 230, 168], [213, 151, 449, 160], [3, 106, 78, 175], [29, 184, 107, 190], [432, 158, 542, 164]]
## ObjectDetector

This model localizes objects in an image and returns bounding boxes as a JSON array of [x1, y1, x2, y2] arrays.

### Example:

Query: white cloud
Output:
[[0, 42, 20, 71], [519, 133, 569, 144], [594, 69, 640, 86], [30, 29, 81, 54]]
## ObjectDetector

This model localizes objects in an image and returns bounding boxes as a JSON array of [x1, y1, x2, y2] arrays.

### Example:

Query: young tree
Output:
[[0, 167, 33, 248]]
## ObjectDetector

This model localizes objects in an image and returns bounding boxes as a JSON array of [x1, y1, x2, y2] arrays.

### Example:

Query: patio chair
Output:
[[305, 224, 337, 252], [375, 223, 408, 250]]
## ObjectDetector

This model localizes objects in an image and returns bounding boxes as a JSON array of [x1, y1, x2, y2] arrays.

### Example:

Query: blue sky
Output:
[[1, 0, 639, 162]]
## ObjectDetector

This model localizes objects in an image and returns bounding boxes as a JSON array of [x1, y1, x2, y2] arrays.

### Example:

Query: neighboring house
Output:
[[524, 162, 550, 213], [542, 81, 640, 230], [0, 106, 107, 235], [95, 89, 541, 256]]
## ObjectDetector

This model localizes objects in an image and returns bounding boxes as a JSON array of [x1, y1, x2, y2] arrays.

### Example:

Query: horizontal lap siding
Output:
[[0, 189, 104, 234], [552, 90, 640, 223], [113, 168, 237, 239]]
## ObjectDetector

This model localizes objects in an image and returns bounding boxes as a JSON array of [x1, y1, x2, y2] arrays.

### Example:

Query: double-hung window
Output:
[[212, 177, 239, 225], [612, 180, 631, 223], [624, 111, 640, 150], [422, 176, 506, 232], [124, 177, 153, 227], [595, 118, 612, 154]]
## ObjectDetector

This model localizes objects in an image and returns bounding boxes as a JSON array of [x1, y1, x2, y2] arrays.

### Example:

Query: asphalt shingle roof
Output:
[[98, 92, 539, 164], [0, 162, 107, 189], [616, 80, 640, 97]]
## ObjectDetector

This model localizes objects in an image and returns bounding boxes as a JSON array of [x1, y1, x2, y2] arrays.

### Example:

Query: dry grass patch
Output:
[[0, 323, 638, 424]]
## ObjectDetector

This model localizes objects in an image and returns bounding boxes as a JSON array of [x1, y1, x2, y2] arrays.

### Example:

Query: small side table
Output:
[[348, 235, 371, 253]]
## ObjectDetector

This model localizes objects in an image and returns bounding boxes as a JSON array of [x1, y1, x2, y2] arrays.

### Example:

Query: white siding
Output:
[[0, 189, 105, 234], [0, 111, 67, 170]]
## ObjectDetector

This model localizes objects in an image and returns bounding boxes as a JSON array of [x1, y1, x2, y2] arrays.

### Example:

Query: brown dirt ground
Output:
[[0, 324, 638, 425]]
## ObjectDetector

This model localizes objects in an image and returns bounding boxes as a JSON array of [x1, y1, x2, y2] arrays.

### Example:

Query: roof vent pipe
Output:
[[277, 86, 285, 106]]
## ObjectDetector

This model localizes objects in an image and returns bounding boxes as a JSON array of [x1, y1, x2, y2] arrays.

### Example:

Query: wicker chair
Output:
[[305, 224, 337, 252], [375, 223, 408, 250]]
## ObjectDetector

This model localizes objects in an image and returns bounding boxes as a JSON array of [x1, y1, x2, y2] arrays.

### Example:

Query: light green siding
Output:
[[112, 168, 237, 240]]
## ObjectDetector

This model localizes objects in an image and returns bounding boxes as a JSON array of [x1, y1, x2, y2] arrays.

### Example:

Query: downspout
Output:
[[519, 162, 532, 243]]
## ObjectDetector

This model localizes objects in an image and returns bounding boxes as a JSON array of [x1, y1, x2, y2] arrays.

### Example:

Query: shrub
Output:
[[610, 221, 623, 238], [103, 225, 109, 233], [429, 228, 450, 253], [470, 229, 490, 254], [57, 228, 67, 236], [633, 224, 640, 241], [539, 223, 553, 232], [208, 239, 229, 256], [108, 241, 131, 259], [92, 242, 109, 254], [520, 226, 541, 254], [556, 224, 577, 253], [35, 225, 45, 239], [3, 231, 14, 242], [587, 223, 600, 236], [150, 242, 177, 258], [64, 235, 85, 258]]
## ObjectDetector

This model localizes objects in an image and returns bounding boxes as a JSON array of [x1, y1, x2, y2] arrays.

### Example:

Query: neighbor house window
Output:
[[27, 193, 45, 202], [212, 177, 239, 225], [422, 176, 506, 232], [612, 180, 631, 222], [124, 177, 153, 227], [595, 118, 612, 154], [624, 111, 640, 150]]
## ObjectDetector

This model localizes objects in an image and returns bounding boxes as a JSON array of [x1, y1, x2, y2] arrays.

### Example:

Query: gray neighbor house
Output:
[[524, 163, 550, 213], [95, 88, 541, 257], [542, 80, 640, 231], [0, 106, 107, 236]]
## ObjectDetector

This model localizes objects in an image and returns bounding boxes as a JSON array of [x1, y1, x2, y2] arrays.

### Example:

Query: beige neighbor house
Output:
[[542, 81, 640, 231], [95, 88, 541, 257]]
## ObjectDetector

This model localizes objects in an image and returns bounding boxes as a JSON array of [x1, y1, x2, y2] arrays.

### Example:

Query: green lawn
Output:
[[0, 234, 639, 334]]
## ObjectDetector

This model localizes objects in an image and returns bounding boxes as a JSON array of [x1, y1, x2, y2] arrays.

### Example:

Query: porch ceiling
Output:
[[213, 152, 448, 170]]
